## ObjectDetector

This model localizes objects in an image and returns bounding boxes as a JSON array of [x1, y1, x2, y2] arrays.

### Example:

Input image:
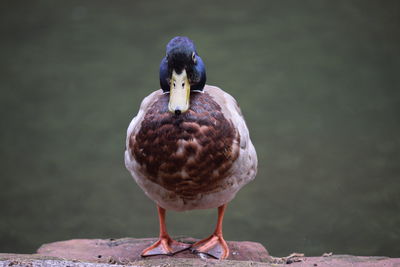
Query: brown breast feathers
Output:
[[130, 92, 240, 200]]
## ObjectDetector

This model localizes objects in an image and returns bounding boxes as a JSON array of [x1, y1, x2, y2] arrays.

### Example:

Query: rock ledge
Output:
[[0, 237, 399, 267]]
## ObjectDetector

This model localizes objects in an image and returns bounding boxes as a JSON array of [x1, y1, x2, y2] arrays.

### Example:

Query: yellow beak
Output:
[[168, 69, 190, 114]]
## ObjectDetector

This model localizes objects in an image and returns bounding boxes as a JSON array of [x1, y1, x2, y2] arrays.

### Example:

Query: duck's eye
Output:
[[192, 52, 197, 63], [181, 82, 185, 87], [173, 81, 176, 88]]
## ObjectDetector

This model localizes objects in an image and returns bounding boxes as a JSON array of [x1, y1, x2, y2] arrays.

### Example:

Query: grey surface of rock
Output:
[[0, 253, 272, 267], [2, 253, 400, 267]]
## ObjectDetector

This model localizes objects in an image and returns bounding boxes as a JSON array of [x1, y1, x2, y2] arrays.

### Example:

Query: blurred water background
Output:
[[1, 0, 399, 257]]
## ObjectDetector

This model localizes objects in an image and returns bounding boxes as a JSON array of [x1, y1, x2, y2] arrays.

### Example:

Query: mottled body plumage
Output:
[[125, 86, 257, 211]]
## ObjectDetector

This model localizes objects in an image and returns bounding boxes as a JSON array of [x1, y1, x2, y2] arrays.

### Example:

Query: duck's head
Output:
[[160, 36, 206, 115]]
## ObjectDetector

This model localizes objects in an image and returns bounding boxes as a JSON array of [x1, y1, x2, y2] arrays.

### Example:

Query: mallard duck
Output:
[[125, 36, 257, 260]]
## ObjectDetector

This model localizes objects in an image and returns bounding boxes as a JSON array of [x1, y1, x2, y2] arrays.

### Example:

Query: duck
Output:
[[124, 36, 257, 260]]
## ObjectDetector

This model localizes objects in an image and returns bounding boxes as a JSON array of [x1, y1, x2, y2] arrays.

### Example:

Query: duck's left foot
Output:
[[191, 234, 229, 260]]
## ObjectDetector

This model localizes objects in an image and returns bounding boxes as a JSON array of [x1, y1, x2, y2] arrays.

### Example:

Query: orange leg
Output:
[[141, 205, 191, 257], [191, 204, 230, 259]]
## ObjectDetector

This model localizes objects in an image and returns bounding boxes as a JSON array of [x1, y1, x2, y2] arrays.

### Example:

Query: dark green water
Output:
[[1, 0, 399, 257]]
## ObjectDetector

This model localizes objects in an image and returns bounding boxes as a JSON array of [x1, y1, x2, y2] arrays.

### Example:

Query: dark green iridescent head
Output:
[[160, 36, 206, 93]]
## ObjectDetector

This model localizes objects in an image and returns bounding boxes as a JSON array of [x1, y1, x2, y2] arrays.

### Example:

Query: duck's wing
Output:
[[125, 90, 163, 164], [203, 85, 258, 183]]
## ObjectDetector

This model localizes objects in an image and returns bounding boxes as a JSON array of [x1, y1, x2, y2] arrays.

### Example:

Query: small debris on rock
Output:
[[198, 253, 209, 260], [322, 252, 333, 257], [272, 253, 305, 264]]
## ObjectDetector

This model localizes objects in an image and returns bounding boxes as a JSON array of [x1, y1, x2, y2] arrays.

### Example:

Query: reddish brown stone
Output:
[[37, 237, 272, 264]]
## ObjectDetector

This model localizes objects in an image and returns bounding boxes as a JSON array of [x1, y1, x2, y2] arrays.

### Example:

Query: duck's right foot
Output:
[[141, 236, 191, 257]]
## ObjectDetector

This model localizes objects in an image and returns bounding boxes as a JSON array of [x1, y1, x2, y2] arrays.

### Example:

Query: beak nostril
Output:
[[175, 109, 181, 115]]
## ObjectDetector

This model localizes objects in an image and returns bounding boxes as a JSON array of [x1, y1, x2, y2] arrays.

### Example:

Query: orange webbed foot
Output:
[[191, 233, 229, 260], [141, 236, 191, 257]]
